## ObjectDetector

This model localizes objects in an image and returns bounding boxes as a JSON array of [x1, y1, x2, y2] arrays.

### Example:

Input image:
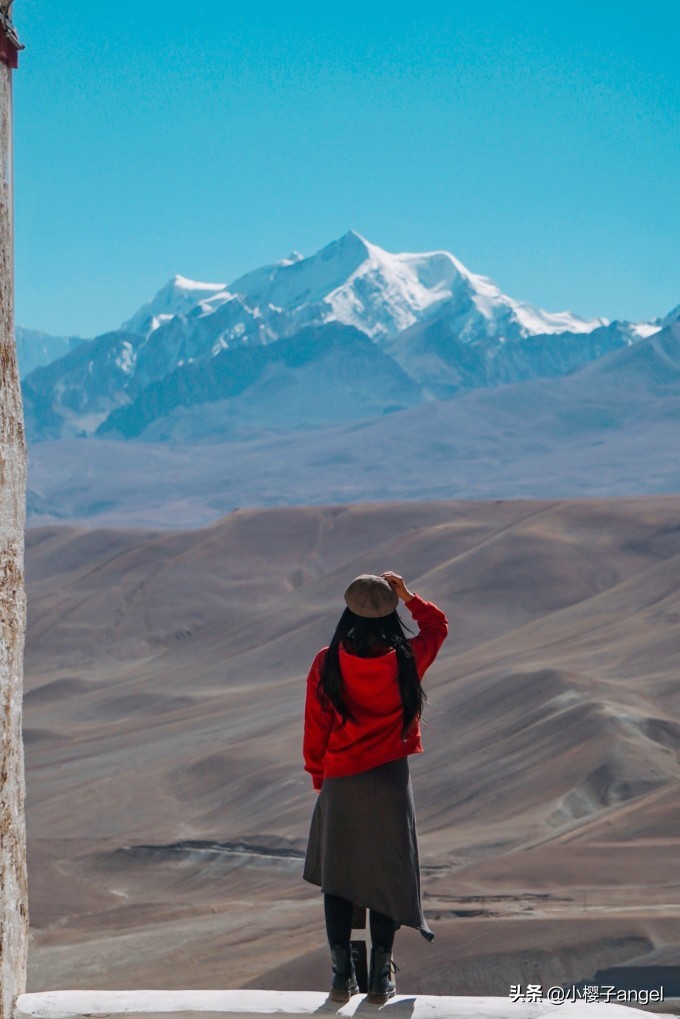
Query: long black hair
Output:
[[317, 608, 426, 739]]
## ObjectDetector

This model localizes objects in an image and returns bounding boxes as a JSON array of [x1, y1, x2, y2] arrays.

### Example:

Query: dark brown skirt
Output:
[[303, 756, 434, 941]]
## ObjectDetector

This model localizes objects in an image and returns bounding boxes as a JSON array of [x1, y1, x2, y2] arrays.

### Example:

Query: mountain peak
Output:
[[319, 229, 373, 262], [341, 228, 371, 246], [169, 274, 226, 293], [657, 303, 680, 327], [121, 275, 228, 337]]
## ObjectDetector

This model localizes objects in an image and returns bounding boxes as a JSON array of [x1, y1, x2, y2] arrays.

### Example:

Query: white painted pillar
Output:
[[0, 5, 28, 1019]]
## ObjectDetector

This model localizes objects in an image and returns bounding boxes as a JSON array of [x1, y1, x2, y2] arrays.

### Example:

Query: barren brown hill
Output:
[[23, 498, 680, 996]]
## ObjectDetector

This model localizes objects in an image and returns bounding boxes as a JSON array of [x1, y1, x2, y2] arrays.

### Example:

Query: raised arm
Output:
[[382, 571, 448, 679], [404, 594, 448, 676], [303, 648, 334, 790]]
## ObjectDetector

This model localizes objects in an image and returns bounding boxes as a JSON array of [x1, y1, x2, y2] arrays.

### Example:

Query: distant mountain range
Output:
[[15, 326, 85, 378], [20, 231, 675, 442], [24, 319, 680, 528], [18, 231, 680, 524]]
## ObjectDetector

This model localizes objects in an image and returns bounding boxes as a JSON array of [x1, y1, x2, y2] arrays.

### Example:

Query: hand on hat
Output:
[[382, 571, 415, 603]]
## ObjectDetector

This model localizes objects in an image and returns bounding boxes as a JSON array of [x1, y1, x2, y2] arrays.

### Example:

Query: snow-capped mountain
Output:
[[105, 230, 646, 404], [121, 275, 230, 338], [20, 230, 672, 442], [121, 229, 609, 349]]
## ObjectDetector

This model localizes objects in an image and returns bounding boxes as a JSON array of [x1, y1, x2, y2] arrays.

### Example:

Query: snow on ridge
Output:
[[506, 297, 608, 336], [325, 237, 609, 339], [409, 252, 608, 337], [171, 274, 227, 292], [195, 291, 241, 318], [119, 232, 662, 355], [631, 322, 663, 340], [121, 275, 230, 338], [114, 340, 135, 375], [147, 313, 174, 334], [313, 234, 468, 338], [228, 231, 373, 314]]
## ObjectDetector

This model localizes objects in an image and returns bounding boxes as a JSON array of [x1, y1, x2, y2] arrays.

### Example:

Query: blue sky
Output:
[[13, 0, 680, 337]]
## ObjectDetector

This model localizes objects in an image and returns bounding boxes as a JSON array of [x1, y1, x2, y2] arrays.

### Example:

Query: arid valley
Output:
[[23, 497, 680, 995]]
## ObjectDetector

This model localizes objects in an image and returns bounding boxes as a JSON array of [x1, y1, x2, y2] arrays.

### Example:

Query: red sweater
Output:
[[303, 595, 448, 789]]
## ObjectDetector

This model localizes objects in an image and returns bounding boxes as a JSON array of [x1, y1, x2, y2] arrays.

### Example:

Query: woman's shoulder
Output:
[[310, 646, 330, 669]]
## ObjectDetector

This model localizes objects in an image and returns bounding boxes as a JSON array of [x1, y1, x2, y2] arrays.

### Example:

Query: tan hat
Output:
[[344, 574, 399, 618]]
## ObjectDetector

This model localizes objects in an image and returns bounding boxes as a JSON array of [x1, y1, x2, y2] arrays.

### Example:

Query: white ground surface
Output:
[[14, 990, 678, 1019]]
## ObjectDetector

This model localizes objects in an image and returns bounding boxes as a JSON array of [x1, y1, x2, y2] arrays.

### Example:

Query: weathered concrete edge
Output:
[[14, 990, 676, 1019], [1, 41, 29, 1019]]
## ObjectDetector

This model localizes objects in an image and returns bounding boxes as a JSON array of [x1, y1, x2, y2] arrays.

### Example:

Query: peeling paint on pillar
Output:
[[0, 7, 28, 1017]]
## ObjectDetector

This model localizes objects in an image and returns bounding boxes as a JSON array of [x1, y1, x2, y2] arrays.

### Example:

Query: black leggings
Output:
[[324, 892, 396, 951]]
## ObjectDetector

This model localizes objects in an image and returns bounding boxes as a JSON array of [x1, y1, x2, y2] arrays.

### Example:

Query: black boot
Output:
[[367, 946, 398, 1004], [329, 944, 359, 1003]]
